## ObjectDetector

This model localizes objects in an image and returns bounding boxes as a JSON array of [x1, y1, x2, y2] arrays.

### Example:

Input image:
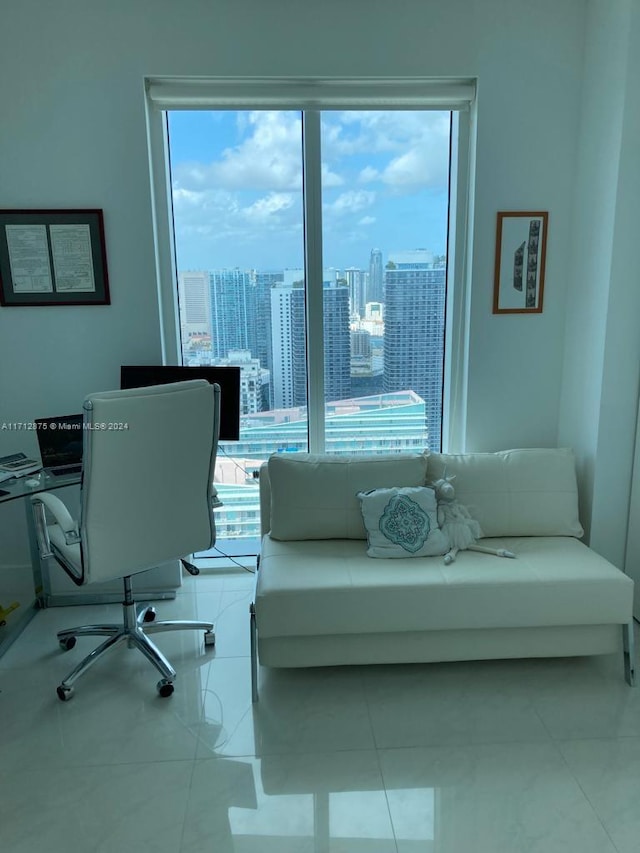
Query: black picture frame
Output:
[[0, 209, 110, 306]]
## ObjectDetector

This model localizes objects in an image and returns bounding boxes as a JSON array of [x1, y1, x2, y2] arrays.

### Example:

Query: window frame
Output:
[[144, 76, 476, 453]]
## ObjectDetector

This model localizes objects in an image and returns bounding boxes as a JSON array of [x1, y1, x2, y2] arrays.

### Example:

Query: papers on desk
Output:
[[0, 454, 42, 482], [0, 466, 41, 483]]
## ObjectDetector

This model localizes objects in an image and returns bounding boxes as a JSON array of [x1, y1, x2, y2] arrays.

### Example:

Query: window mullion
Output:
[[302, 110, 325, 453]]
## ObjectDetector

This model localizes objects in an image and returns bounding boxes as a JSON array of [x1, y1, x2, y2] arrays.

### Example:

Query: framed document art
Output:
[[0, 209, 110, 306], [493, 211, 548, 314]]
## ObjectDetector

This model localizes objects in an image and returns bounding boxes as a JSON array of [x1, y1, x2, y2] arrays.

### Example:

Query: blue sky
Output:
[[168, 110, 451, 272]]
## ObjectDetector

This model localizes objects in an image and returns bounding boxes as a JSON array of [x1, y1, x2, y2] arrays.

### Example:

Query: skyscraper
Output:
[[209, 269, 256, 360], [253, 270, 283, 407], [344, 267, 366, 318], [270, 279, 351, 408], [368, 248, 383, 304], [270, 282, 307, 409], [178, 271, 212, 342], [323, 282, 351, 402], [383, 250, 446, 450]]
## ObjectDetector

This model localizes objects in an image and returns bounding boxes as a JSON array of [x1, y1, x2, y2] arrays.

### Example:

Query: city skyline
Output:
[[178, 250, 445, 449], [175, 245, 446, 295]]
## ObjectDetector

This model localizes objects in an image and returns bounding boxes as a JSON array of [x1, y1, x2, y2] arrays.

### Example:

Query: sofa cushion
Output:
[[427, 448, 584, 538], [358, 486, 450, 557], [255, 535, 632, 639], [267, 452, 429, 540]]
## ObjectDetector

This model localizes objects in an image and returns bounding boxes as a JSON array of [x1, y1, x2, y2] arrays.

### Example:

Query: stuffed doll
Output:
[[431, 474, 515, 564]]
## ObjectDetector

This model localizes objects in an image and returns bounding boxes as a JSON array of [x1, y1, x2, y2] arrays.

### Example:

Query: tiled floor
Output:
[[2, 567, 640, 852]]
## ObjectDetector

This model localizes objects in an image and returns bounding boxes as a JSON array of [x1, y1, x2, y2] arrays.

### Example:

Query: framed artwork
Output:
[[0, 209, 110, 306], [493, 211, 548, 314]]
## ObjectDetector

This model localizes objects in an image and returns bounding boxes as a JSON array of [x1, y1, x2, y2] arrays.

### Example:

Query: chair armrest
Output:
[[211, 484, 223, 509], [31, 492, 80, 544]]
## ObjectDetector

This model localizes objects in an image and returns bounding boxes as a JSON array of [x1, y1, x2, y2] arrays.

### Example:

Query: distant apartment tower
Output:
[[213, 349, 270, 415], [270, 283, 307, 409], [368, 248, 384, 303], [323, 282, 351, 401], [383, 250, 446, 450], [351, 328, 372, 359], [270, 279, 351, 407], [209, 269, 256, 360], [253, 270, 283, 368], [364, 301, 384, 323], [344, 267, 366, 318], [178, 271, 212, 341]]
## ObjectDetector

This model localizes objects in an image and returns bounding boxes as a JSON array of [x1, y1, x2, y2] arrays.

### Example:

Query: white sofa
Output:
[[250, 448, 636, 701]]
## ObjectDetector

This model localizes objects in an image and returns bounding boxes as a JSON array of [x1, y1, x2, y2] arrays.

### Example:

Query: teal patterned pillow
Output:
[[357, 486, 450, 558]]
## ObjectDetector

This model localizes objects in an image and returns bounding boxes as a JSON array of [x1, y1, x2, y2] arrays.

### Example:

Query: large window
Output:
[[147, 80, 474, 555]]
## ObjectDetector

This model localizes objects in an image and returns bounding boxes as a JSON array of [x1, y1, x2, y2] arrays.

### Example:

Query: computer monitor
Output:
[[120, 365, 241, 441]]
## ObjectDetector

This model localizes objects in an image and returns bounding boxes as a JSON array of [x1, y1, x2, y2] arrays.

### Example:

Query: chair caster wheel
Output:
[[59, 636, 76, 651], [204, 630, 215, 647], [57, 685, 74, 701], [157, 679, 174, 698], [143, 607, 157, 623]]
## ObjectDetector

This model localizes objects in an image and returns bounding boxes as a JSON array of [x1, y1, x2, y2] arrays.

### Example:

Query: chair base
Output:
[[55, 599, 214, 701]]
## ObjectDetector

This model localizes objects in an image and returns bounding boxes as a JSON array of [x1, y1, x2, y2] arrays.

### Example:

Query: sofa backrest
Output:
[[429, 448, 584, 538], [264, 452, 429, 540], [259, 447, 584, 541]]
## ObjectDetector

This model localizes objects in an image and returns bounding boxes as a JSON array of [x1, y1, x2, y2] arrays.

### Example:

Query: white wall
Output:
[[464, 1, 584, 451], [0, 0, 588, 568], [559, 0, 640, 568]]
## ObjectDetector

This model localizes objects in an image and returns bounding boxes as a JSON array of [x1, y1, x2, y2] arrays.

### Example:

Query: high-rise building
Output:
[[270, 278, 351, 407], [270, 282, 307, 409], [253, 270, 283, 407], [351, 328, 372, 359], [383, 250, 446, 450], [368, 248, 384, 304], [213, 349, 270, 414], [323, 282, 351, 402], [178, 271, 212, 342], [364, 301, 384, 323], [344, 267, 366, 318], [350, 328, 383, 397], [209, 269, 256, 360]]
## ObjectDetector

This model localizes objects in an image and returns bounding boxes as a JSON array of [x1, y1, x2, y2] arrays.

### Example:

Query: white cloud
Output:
[[172, 186, 203, 206], [326, 190, 376, 216], [358, 166, 379, 184], [321, 162, 344, 187], [323, 111, 451, 191], [172, 186, 240, 223], [174, 112, 303, 192], [169, 114, 308, 254], [172, 183, 302, 255], [381, 147, 440, 189], [169, 108, 451, 266], [243, 192, 296, 223]]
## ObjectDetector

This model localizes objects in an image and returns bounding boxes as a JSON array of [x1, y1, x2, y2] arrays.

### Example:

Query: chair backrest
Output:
[[79, 380, 220, 584]]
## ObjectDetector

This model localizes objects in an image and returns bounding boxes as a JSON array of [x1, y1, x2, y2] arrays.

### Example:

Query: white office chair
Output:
[[31, 380, 220, 701]]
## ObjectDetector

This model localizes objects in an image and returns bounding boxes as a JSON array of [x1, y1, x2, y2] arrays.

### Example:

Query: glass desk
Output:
[[0, 470, 81, 657]]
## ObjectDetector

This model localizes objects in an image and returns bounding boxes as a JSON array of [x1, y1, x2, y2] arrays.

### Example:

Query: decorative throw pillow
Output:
[[358, 486, 450, 558]]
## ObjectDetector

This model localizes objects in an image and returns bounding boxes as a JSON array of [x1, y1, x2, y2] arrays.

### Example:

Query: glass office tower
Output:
[[383, 251, 446, 451]]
